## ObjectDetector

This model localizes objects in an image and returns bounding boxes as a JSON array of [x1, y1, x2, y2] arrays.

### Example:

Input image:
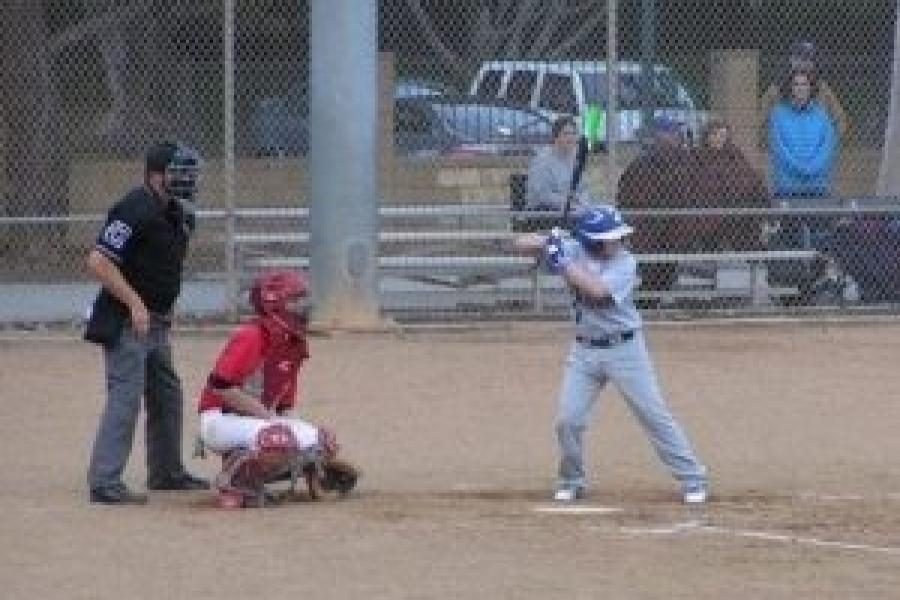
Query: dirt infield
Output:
[[2, 321, 900, 599]]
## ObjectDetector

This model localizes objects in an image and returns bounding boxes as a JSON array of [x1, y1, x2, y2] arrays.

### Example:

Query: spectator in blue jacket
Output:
[[766, 68, 839, 303], [768, 69, 837, 198]]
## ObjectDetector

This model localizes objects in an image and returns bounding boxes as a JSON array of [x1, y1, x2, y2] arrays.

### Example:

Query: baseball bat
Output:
[[563, 135, 589, 228]]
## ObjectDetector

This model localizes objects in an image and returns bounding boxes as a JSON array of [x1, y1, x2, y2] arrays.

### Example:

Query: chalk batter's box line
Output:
[[620, 521, 900, 557]]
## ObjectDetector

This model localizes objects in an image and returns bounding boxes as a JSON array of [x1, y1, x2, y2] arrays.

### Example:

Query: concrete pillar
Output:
[[878, 8, 900, 197], [709, 50, 761, 166], [309, 0, 381, 329], [378, 52, 396, 201]]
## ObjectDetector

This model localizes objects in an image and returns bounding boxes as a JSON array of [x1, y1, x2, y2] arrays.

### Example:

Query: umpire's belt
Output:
[[576, 330, 635, 348]]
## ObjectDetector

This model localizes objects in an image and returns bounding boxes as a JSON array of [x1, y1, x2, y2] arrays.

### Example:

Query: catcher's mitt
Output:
[[305, 458, 360, 500]]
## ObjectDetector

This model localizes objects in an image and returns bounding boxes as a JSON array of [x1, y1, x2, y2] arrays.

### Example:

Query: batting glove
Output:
[[544, 228, 572, 273]]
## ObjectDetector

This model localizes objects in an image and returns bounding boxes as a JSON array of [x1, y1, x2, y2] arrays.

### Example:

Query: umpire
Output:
[[85, 141, 208, 504]]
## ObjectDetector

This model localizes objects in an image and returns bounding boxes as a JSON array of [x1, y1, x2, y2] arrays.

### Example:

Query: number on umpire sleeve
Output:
[[102, 219, 132, 250]]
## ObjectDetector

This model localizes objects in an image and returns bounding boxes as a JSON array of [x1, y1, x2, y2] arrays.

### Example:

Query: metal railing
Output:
[[4, 200, 896, 322]]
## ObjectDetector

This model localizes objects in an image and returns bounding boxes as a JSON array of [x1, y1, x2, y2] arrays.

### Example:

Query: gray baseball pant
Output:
[[555, 332, 707, 492], [87, 319, 187, 492]]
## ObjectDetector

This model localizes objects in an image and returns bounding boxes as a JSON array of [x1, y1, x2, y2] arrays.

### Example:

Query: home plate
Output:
[[533, 505, 623, 515]]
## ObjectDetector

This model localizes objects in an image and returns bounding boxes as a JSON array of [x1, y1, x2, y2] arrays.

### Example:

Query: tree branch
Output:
[[503, 0, 543, 57], [550, 8, 605, 59], [48, 1, 147, 56], [471, 6, 501, 58], [530, 0, 566, 59], [403, 0, 463, 68]]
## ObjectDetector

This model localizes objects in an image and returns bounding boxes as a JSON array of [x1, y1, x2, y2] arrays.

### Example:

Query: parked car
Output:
[[470, 60, 708, 143], [250, 95, 309, 156], [250, 78, 459, 156], [394, 96, 553, 158]]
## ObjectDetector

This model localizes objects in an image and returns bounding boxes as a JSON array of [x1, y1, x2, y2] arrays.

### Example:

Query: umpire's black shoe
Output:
[[147, 472, 210, 491], [90, 487, 148, 505]]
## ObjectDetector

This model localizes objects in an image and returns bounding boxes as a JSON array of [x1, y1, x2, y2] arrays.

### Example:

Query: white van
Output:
[[470, 60, 706, 143]]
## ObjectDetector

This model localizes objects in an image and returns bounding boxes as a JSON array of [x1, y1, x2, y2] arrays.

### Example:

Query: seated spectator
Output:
[[830, 216, 900, 303], [617, 116, 696, 292], [693, 117, 769, 251], [760, 40, 848, 143], [526, 116, 590, 212]]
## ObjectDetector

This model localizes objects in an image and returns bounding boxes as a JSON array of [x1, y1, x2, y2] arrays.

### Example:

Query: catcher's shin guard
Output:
[[215, 449, 266, 508], [215, 424, 299, 508]]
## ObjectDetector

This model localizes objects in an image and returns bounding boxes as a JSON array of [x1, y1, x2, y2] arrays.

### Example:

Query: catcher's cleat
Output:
[[217, 489, 246, 509], [216, 487, 278, 509]]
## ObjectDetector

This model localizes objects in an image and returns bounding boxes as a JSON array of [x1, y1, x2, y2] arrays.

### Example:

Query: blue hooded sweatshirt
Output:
[[768, 99, 837, 197]]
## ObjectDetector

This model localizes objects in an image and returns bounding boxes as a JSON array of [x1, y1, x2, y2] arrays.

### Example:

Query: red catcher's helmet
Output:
[[250, 270, 307, 317]]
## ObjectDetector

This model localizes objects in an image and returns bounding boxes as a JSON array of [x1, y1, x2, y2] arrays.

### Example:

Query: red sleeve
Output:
[[212, 323, 264, 386]]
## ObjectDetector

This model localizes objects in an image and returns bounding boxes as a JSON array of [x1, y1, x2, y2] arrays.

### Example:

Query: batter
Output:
[[515, 206, 708, 503]]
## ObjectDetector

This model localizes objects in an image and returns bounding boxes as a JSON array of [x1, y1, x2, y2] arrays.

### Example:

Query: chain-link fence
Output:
[[1, 1, 899, 322]]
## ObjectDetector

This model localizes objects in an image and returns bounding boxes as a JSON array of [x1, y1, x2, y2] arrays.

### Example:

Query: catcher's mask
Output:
[[250, 269, 308, 338], [146, 141, 201, 202]]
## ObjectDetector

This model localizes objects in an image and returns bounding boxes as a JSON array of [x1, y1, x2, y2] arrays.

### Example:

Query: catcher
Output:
[[197, 269, 359, 508]]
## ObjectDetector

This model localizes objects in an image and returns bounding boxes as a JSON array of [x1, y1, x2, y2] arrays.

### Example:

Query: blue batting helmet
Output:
[[574, 206, 633, 246]]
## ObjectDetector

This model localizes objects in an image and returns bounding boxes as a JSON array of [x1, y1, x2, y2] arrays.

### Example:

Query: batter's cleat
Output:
[[682, 482, 708, 505], [553, 486, 585, 502]]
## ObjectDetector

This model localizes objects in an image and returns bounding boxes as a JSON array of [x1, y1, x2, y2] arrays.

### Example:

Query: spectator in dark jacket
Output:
[[617, 116, 696, 291], [694, 117, 769, 250]]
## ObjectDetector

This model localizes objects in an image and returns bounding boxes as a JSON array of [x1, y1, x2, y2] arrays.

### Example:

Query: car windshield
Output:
[[580, 69, 690, 110], [431, 103, 550, 140]]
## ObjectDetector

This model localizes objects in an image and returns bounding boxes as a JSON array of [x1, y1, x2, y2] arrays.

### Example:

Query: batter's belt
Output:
[[575, 330, 635, 348]]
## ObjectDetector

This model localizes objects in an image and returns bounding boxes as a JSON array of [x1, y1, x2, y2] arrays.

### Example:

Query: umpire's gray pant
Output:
[[87, 319, 187, 491], [555, 332, 707, 492]]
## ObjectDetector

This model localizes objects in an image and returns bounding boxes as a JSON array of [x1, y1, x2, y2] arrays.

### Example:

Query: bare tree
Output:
[[878, 0, 900, 197], [1, 1, 68, 261], [1, 1, 176, 265], [82, 1, 155, 143], [65, 0, 218, 152], [402, 0, 606, 79]]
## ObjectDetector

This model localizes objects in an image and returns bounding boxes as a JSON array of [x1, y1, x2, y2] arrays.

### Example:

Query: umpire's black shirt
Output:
[[94, 185, 194, 314]]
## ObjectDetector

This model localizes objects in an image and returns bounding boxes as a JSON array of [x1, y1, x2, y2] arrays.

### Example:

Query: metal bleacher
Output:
[[232, 202, 848, 314]]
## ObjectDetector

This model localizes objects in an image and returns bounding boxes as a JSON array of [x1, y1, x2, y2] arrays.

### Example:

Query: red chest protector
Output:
[[259, 315, 309, 412]]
